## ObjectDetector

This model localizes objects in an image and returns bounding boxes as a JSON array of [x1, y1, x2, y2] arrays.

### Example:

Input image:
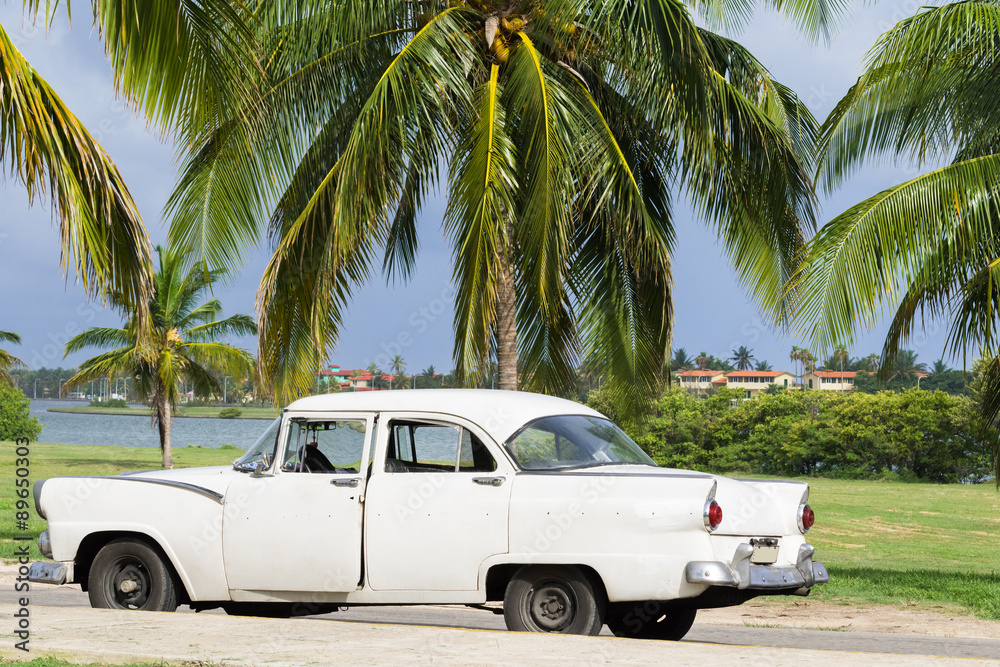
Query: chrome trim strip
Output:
[[56, 476, 224, 503], [517, 471, 713, 479]]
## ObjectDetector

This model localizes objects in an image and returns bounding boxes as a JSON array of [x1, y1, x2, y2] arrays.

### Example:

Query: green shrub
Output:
[[219, 407, 242, 419], [619, 386, 989, 482], [89, 398, 129, 408], [0, 385, 42, 441]]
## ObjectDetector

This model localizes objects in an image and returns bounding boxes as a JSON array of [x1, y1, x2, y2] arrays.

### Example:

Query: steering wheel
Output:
[[301, 445, 335, 473]]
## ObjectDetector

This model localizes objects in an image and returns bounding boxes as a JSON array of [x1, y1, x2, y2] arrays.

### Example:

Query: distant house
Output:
[[724, 370, 797, 399], [317, 365, 365, 391], [347, 372, 393, 391], [675, 370, 727, 392], [802, 370, 857, 392]]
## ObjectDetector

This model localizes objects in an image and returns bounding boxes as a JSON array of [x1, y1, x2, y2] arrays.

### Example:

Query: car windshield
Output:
[[233, 418, 281, 472], [505, 415, 657, 470]]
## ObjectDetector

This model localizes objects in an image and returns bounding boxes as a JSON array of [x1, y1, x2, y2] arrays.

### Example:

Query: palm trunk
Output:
[[496, 223, 518, 391], [156, 394, 174, 469]]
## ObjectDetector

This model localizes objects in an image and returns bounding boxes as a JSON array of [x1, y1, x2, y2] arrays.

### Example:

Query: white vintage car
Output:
[[30, 390, 827, 638]]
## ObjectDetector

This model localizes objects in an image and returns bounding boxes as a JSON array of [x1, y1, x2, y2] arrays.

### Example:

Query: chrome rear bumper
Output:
[[685, 543, 829, 590]]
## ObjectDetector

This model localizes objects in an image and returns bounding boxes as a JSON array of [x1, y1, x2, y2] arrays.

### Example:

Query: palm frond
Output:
[[87, 0, 261, 145], [817, 1, 1000, 190], [0, 24, 152, 313], [185, 314, 258, 342], [793, 154, 1000, 352]]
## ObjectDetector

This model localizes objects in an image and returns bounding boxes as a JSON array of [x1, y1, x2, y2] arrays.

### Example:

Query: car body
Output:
[[29, 389, 827, 638]]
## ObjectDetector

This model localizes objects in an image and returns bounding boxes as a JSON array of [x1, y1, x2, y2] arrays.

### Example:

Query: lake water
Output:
[[29, 400, 272, 451]]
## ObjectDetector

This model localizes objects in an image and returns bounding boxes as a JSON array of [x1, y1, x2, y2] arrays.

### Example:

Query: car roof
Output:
[[286, 389, 605, 444]]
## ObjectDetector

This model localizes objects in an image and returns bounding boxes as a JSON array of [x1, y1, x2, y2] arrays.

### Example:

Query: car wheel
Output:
[[88, 538, 178, 611], [503, 565, 604, 635], [606, 604, 697, 640]]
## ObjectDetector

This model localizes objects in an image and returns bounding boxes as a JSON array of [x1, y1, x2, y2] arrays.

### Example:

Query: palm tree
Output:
[[792, 2, 1000, 423], [389, 354, 406, 390], [931, 358, 950, 374], [789, 346, 804, 386], [889, 349, 927, 384], [754, 359, 772, 371], [0, 331, 26, 386], [832, 343, 850, 383], [802, 351, 817, 375], [670, 348, 693, 372], [366, 363, 389, 390], [694, 352, 712, 371], [64, 246, 256, 468], [164, 0, 834, 413], [864, 353, 881, 372], [729, 346, 755, 371]]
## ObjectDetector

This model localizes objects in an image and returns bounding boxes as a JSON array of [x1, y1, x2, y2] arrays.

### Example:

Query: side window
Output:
[[460, 429, 497, 472], [282, 419, 367, 474], [385, 420, 496, 473]]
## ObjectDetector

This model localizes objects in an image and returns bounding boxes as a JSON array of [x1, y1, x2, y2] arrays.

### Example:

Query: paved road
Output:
[[6, 585, 1000, 661]]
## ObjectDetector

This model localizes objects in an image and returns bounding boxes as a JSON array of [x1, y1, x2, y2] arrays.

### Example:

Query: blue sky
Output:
[[0, 2, 955, 376]]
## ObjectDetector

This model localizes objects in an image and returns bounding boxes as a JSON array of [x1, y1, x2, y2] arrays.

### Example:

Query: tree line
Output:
[[590, 371, 998, 484]]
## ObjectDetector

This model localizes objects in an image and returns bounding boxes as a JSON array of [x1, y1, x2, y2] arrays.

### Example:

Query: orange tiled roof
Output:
[[676, 369, 726, 377], [725, 370, 791, 377]]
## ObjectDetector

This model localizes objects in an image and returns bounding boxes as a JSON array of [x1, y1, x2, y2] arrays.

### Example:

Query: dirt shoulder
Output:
[[699, 597, 1000, 639]]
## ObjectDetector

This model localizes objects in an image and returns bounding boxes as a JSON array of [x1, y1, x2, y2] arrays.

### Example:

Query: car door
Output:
[[222, 413, 373, 593], [364, 413, 512, 591]]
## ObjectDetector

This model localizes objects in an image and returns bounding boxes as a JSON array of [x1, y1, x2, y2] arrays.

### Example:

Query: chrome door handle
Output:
[[332, 478, 360, 488], [472, 476, 505, 486]]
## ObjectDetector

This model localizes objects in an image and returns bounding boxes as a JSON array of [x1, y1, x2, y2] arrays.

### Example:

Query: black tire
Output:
[[503, 565, 604, 636], [88, 538, 178, 611], [606, 604, 697, 640]]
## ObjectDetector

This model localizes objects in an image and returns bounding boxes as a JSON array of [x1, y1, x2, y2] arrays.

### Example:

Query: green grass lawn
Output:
[[1, 443, 998, 619], [796, 477, 1000, 619], [48, 405, 276, 419]]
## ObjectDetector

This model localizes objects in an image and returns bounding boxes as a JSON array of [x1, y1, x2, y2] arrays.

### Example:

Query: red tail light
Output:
[[798, 504, 815, 533], [704, 499, 723, 531]]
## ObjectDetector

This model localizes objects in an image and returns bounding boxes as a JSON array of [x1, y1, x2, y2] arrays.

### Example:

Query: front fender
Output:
[[36, 476, 233, 601]]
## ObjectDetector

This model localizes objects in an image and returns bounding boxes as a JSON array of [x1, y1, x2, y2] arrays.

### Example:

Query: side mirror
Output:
[[251, 461, 267, 477]]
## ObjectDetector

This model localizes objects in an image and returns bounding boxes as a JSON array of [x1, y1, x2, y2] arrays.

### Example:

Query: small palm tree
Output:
[[671, 348, 693, 372], [695, 353, 711, 371], [789, 346, 804, 386], [64, 246, 256, 468], [389, 355, 406, 390], [864, 353, 881, 372], [754, 359, 773, 371], [0, 331, 26, 386], [890, 350, 927, 383], [832, 344, 850, 382], [931, 358, 950, 374], [730, 346, 755, 371]]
